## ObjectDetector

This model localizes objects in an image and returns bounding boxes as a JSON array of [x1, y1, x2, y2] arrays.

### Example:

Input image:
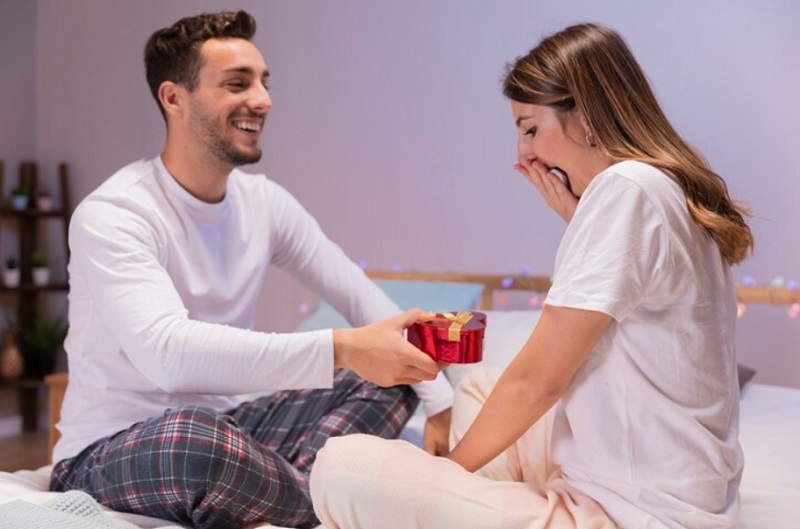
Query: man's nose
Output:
[[249, 85, 272, 114]]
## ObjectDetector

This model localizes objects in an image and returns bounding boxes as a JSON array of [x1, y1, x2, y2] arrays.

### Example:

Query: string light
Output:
[[737, 276, 800, 321], [736, 303, 747, 319], [296, 267, 799, 319]]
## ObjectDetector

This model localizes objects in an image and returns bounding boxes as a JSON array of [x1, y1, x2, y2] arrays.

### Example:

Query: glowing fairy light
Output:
[[357, 261, 368, 270], [497, 293, 508, 306], [789, 304, 800, 319], [299, 303, 309, 315], [736, 303, 747, 319], [529, 294, 541, 308], [519, 266, 532, 277], [391, 263, 404, 273], [501, 276, 514, 289], [771, 276, 786, 288]]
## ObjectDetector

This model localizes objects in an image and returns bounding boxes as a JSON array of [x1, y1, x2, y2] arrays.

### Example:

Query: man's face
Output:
[[185, 38, 271, 167]]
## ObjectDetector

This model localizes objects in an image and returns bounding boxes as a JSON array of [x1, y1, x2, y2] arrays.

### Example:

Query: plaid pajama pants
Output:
[[50, 369, 419, 529]]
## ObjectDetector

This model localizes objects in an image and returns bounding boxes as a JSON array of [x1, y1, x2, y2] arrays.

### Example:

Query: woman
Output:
[[309, 23, 753, 529]]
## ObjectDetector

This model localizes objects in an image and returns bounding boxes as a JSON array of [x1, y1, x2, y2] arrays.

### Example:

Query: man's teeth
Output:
[[236, 122, 260, 132]]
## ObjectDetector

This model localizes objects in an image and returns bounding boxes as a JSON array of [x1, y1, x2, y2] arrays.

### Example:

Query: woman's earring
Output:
[[585, 131, 597, 148]]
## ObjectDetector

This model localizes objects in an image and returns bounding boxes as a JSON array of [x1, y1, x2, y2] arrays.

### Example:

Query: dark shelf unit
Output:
[[0, 160, 71, 431], [0, 160, 71, 326]]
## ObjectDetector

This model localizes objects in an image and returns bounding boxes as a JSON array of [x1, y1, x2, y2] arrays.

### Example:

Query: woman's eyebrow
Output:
[[515, 114, 534, 128]]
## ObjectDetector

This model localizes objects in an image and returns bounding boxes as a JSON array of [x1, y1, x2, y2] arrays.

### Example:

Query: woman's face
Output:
[[510, 100, 601, 196]]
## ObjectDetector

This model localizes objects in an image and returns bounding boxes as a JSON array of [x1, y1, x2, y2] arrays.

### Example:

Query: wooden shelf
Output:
[[0, 208, 69, 218], [0, 161, 71, 433], [0, 161, 71, 305], [0, 283, 69, 293]]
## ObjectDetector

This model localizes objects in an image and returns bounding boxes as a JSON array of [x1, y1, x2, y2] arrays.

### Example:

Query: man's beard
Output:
[[191, 103, 263, 166], [210, 137, 262, 166]]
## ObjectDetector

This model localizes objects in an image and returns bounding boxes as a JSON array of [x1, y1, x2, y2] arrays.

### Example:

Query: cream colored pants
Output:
[[309, 367, 618, 529]]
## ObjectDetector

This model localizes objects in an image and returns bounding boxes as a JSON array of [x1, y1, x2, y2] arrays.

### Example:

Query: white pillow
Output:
[[295, 279, 485, 332], [445, 309, 542, 388]]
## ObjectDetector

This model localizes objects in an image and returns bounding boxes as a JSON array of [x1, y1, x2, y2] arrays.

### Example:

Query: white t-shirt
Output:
[[54, 157, 452, 463], [546, 161, 742, 529]]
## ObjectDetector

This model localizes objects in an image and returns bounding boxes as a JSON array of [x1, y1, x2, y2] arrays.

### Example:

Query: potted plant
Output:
[[36, 189, 54, 211], [10, 186, 28, 210], [19, 316, 67, 378], [3, 257, 20, 287], [30, 251, 50, 286]]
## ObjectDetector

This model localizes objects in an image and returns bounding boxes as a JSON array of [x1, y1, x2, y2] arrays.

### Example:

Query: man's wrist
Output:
[[332, 328, 352, 370]]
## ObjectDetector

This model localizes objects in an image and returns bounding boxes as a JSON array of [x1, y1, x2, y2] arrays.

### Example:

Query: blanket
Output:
[[0, 490, 182, 529]]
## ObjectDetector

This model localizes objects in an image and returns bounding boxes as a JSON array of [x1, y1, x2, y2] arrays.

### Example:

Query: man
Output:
[[50, 10, 452, 529]]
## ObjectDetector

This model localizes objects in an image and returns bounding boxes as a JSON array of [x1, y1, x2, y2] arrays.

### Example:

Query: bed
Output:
[[1, 270, 799, 528]]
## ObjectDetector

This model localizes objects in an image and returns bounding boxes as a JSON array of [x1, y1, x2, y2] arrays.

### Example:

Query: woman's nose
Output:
[[517, 135, 534, 159]]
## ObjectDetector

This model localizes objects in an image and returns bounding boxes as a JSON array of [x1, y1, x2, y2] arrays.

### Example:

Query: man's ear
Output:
[[158, 81, 184, 119]]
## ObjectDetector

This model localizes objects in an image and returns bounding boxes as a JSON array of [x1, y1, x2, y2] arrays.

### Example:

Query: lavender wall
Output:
[[8, 0, 799, 387], [0, 0, 35, 167], [0, 0, 36, 263]]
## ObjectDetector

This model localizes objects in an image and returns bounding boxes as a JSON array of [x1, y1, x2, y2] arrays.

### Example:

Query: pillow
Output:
[[445, 310, 758, 393], [295, 279, 486, 332], [445, 310, 541, 388], [737, 364, 756, 390]]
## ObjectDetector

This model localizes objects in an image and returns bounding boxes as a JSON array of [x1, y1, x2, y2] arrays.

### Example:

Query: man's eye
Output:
[[228, 81, 245, 89], [525, 126, 537, 137]]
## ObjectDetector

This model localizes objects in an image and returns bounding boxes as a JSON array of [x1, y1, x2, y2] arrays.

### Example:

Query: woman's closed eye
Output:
[[525, 126, 537, 137]]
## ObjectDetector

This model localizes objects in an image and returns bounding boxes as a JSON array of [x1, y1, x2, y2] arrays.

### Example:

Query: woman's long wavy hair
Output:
[[504, 23, 753, 265]]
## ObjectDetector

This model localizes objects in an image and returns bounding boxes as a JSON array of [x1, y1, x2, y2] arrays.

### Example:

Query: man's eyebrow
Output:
[[222, 66, 270, 78]]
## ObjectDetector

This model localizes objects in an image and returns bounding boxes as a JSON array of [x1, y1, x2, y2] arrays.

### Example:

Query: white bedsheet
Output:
[[2, 329, 799, 529], [0, 467, 186, 528], [738, 383, 800, 528], [0, 467, 286, 528], [2, 382, 798, 528]]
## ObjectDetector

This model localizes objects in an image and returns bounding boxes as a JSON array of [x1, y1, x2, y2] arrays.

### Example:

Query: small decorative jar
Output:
[[36, 192, 54, 211], [0, 327, 24, 380]]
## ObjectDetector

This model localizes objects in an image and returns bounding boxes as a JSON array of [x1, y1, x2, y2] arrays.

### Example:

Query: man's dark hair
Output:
[[144, 10, 256, 119]]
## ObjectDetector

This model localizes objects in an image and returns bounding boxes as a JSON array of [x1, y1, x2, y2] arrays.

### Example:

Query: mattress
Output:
[[2, 306, 798, 528]]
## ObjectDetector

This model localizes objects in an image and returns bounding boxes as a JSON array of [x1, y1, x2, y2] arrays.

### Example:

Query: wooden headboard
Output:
[[366, 269, 553, 310], [43, 269, 799, 461], [366, 269, 800, 307]]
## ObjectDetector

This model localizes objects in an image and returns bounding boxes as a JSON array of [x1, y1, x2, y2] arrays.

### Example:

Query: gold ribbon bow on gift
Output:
[[420, 311, 473, 341]]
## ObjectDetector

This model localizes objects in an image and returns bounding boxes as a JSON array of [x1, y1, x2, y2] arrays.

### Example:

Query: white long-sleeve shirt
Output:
[[53, 156, 452, 463]]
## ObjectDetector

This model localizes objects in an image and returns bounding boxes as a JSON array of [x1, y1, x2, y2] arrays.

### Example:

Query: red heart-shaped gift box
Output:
[[407, 311, 486, 364]]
